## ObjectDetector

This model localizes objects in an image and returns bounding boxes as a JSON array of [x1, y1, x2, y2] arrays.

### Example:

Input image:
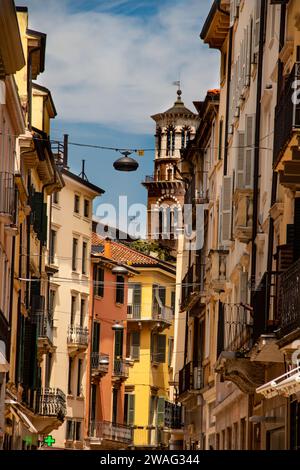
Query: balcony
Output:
[[20, 387, 66, 434], [127, 303, 173, 329], [277, 257, 300, 342], [164, 401, 182, 430], [181, 263, 206, 311], [67, 325, 89, 356], [91, 352, 109, 379], [0, 171, 16, 224], [89, 421, 133, 449], [216, 303, 265, 394], [178, 362, 204, 399], [274, 62, 300, 169], [206, 249, 229, 292], [112, 358, 129, 382], [233, 189, 253, 243], [33, 312, 54, 359]]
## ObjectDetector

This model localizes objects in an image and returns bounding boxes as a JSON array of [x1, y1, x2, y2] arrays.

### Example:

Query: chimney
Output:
[[104, 238, 111, 259]]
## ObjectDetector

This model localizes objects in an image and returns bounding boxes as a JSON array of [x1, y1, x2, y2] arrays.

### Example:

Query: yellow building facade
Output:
[[125, 261, 177, 449]]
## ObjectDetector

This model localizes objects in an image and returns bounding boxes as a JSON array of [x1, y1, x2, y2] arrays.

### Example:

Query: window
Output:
[[49, 229, 56, 264], [74, 194, 80, 213], [66, 420, 73, 440], [168, 337, 174, 368], [75, 422, 81, 441], [49, 289, 56, 321], [91, 384, 97, 421], [151, 333, 166, 363], [124, 394, 135, 426], [127, 283, 141, 317], [181, 126, 191, 149], [84, 199, 90, 218], [130, 331, 140, 360], [82, 241, 87, 274], [116, 275, 124, 304], [94, 265, 104, 297], [92, 322, 100, 353], [80, 298, 85, 327], [114, 329, 123, 358], [167, 168, 172, 181], [112, 388, 118, 424], [68, 358, 73, 394], [156, 127, 162, 158], [72, 238, 78, 271], [66, 420, 82, 441], [157, 397, 165, 426], [152, 285, 166, 316], [71, 295, 76, 325], [218, 119, 223, 161], [77, 359, 82, 396], [166, 125, 175, 156], [52, 191, 59, 204]]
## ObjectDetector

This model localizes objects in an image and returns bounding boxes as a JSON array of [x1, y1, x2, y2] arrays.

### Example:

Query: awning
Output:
[[256, 366, 300, 399], [10, 404, 38, 434]]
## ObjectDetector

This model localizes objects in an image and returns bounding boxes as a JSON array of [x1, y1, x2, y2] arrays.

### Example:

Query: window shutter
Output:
[[245, 115, 255, 188], [128, 395, 135, 425], [150, 333, 155, 362], [157, 335, 166, 363], [131, 331, 140, 360], [221, 176, 233, 244], [168, 337, 174, 367], [218, 119, 223, 160], [239, 271, 248, 303], [246, 18, 253, 84], [157, 397, 165, 427], [236, 132, 245, 188], [253, 0, 260, 58], [133, 284, 141, 305]]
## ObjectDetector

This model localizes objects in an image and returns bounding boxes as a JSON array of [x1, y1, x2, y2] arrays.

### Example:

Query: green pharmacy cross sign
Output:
[[44, 435, 55, 447]]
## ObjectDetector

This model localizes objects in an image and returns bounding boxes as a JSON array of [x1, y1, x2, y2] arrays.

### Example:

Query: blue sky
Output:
[[16, 0, 219, 230]]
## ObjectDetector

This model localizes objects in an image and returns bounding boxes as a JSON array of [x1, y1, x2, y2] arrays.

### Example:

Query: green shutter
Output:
[[128, 395, 135, 425], [131, 331, 140, 360], [41, 203, 48, 244], [157, 335, 166, 363], [114, 329, 123, 358], [157, 397, 165, 427]]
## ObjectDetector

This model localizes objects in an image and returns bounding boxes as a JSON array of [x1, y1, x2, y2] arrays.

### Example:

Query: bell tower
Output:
[[143, 88, 199, 248]]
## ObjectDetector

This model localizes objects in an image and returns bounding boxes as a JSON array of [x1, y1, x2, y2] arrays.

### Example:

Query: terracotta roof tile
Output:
[[91, 232, 159, 266]]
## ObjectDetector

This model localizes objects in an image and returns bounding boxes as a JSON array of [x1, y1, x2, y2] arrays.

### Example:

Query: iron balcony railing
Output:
[[127, 303, 174, 323], [91, 352, 109, 375], [113, 358, 129, 378], [178, 362, 204, 396], [164, 401, 182, 429], [181, 263, 206, 308], [278, 256, 300, 337], [222, 304, 253, 354], [274, 61, 300, 164], [35, 388, 66, 420], [67, 325, 89, 346], [89, 420, 133, 444], [33, 312, 53, 344], [144, 175, 156, 183], [0, 172, 15, 218]]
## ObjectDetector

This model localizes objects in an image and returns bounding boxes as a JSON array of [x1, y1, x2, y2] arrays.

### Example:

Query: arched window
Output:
[[167, 168, 173, 181], [181, 126, 191, 149], [156, 127, 162, 158], [166, 125, 176, 156]]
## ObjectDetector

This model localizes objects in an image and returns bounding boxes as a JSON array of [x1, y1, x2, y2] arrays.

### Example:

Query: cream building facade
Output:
[[48, 161, 103, 449]]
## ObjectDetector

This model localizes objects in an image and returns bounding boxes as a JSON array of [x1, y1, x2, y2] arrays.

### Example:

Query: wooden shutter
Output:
[[168, 338, 174, 367], [133, 284, 141, 305], [131, 331, 140, 360], [157, 335, 166, 363], [157, 397, 165, 427], [221, 175, 233, 244], [92, 322, 100, 353], [236, 132, 245, 188], [114, 329, 123, 358], [128, 395, 135, 425], [246, 18, 253, 84], [245, 115, 255, 188], [253, 0, 260, 59], [218, 119, 223, 161]]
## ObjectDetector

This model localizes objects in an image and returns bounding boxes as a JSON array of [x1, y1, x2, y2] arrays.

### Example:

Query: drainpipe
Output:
[[87, 261, 96, 441], [223, 27, 233, 176], [250, 0, 267, 304], [249, 0, 268, 452]]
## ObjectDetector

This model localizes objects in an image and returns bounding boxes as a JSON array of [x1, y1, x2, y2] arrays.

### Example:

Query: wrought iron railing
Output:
[[178, 362, 204, 395], [144, 175, 156, 183], [35, 387, 66, 420], [91, 352, 109, 374], [164, 401, 182, 429], [278, 257, 300, 336], [222, 304, 253, 353], [113, 358, 129, 378], [152, 303, 173, 323], [67, 325, 88, 346], [274, 62, 300, 164], [0, 172, 15, 218], [127, 304, 141, 319], [181, 263, 206, 308], [89, 420, 133, 444], [34, 312, 53, 344]]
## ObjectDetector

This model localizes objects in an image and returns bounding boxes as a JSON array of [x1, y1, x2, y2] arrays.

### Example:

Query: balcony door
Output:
[[92, 322, 100, 353], [128, 284, 141, 318]]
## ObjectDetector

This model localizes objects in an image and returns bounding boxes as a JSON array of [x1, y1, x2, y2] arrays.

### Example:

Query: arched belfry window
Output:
[[181, 125, 191, 149], [156, 127, 162, 158], [166, 125, 176, 156]]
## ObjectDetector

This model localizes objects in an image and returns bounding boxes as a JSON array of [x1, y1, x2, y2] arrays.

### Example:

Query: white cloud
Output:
[[17, 0, 219, 133]]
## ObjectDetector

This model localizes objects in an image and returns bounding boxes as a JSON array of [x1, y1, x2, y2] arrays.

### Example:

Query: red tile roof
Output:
[[92, 232, 159, 266]]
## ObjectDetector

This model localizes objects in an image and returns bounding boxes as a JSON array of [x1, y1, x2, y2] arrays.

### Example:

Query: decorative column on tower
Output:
[[143, 88, 199, 250]]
